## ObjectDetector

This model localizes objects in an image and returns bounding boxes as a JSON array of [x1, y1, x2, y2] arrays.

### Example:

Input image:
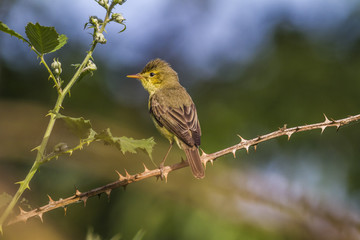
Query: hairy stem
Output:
[[0, 7, 113, 232]]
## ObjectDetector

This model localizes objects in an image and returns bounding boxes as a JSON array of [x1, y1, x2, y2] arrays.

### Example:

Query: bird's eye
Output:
[[149, 72, 155, 77]]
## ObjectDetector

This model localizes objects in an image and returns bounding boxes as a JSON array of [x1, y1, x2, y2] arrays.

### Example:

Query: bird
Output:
[[127, 58, 205, 179]]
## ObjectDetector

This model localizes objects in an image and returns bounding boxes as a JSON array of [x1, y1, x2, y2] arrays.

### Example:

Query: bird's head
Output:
[[127, 58, 179, 94]]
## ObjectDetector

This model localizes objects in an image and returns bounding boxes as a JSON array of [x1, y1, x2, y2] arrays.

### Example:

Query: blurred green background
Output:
[[1, 0, 360, 239]]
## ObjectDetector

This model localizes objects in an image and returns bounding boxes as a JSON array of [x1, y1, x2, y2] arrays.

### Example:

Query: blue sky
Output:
[[1, 0, 358, 76]]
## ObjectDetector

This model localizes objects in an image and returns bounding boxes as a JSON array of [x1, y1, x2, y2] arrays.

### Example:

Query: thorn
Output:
[[336, 123, 341, 131], [245, 145, 250, 154], [115, 170, 126, 181], [15, 180, 31, 190], [286, 131, 294, 140], [202, 158, 207, 169], [254, 144, 257, 152], [200, 148, 208, 157], [82, 196, 88, 207], [19, 207, 28, 215], [75, 189, 81, 197], [105, 189, 112, 199], [256, 136, 261, 141], [68, 150, 73, 156], [180, 157, 186, 163], [38, 212, 44, 223], [142, 163, 150, 173], [124, 169, 131, 179], [31, 145, 40, 152], [323, 113, 331, 124], [320, 126, 327, 134], [163, 172, 169, 183], [47, 195, 55, 204], [237, 135, 247, 143], [122, 184, 128, 191], [232, 149, 236, 158], [279, 124, 287, 131], [210, 159, 214, 166], [63, 206, 67, 216]]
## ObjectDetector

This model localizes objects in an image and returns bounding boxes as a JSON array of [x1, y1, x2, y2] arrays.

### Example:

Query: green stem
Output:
[[40, 55, 62, 94], [0, 4, 115, 232]]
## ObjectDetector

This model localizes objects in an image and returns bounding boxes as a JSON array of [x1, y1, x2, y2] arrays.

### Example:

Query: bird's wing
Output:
[[150, 95, 201, 147]]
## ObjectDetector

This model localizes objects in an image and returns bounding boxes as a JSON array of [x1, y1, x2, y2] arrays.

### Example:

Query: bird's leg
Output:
[[159, 142, 173, 179]]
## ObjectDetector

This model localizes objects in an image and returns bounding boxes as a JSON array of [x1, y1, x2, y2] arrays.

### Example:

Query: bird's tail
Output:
[[183, 145, 205, 179]]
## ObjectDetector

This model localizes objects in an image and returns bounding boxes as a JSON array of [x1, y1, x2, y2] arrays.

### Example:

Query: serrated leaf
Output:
[[25, 22, 67, 54], [95, 128, 156, 159], [0, 21, 30, 44], [57, 114, 93, 139], [0, 192, 12, 210], [51, 34, 68, 53], [119, 136, 155, 159]]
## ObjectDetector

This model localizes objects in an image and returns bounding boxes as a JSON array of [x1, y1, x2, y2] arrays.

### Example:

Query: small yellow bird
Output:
[[127, 59, 205, 179]]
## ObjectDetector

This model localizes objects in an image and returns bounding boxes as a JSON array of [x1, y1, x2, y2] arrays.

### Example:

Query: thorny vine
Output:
[[7, 113, 360, 226]]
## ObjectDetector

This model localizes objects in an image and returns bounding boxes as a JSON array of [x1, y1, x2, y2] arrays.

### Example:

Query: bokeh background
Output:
[[1, 0, 360, 239]]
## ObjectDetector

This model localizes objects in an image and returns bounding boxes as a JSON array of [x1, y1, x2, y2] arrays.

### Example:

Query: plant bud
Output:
[[94, 32, 107, 44], [113, 0, 126, 5], [51, 58, 62, 75], [89, 16, 99, 25], [97, 0, 109, 9], [87, 60, 97, 71], [111, 13, 125, 24]]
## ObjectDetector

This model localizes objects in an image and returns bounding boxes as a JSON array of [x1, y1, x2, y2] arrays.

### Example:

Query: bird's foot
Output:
[[158, 163, 168, 182]]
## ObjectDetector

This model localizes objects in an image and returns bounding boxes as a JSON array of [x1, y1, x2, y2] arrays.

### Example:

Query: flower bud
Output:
[[89, 16, 99, 26], [113, 0, 126, 5], [111, 13, 125, 24], [97, 0, 109, 9], [51, 58, 62, 75], [94, 32, 107, 44], [86, 60, 97, 71]]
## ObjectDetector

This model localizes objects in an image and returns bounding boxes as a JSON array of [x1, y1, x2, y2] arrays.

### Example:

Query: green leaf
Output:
[[119, 136, 155, 158], [57, 114, 93, 139], [95, 128, 155, 159], [25, 22, 67, 54], [52, 34, 68, 53], [0, 192, 12, 210]]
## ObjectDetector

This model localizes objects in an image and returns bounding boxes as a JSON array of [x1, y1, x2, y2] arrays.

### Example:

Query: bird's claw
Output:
[[158, 163, 167, 182]]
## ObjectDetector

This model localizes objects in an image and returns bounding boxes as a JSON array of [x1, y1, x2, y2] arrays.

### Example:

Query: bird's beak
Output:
[[126, 74, 141, 79]]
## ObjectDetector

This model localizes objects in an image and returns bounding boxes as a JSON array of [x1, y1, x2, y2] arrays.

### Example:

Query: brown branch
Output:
[[7, 113, 360, 226]]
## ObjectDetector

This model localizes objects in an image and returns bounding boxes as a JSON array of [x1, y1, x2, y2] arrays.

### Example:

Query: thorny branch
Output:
[[7, 113, 360, 226]]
